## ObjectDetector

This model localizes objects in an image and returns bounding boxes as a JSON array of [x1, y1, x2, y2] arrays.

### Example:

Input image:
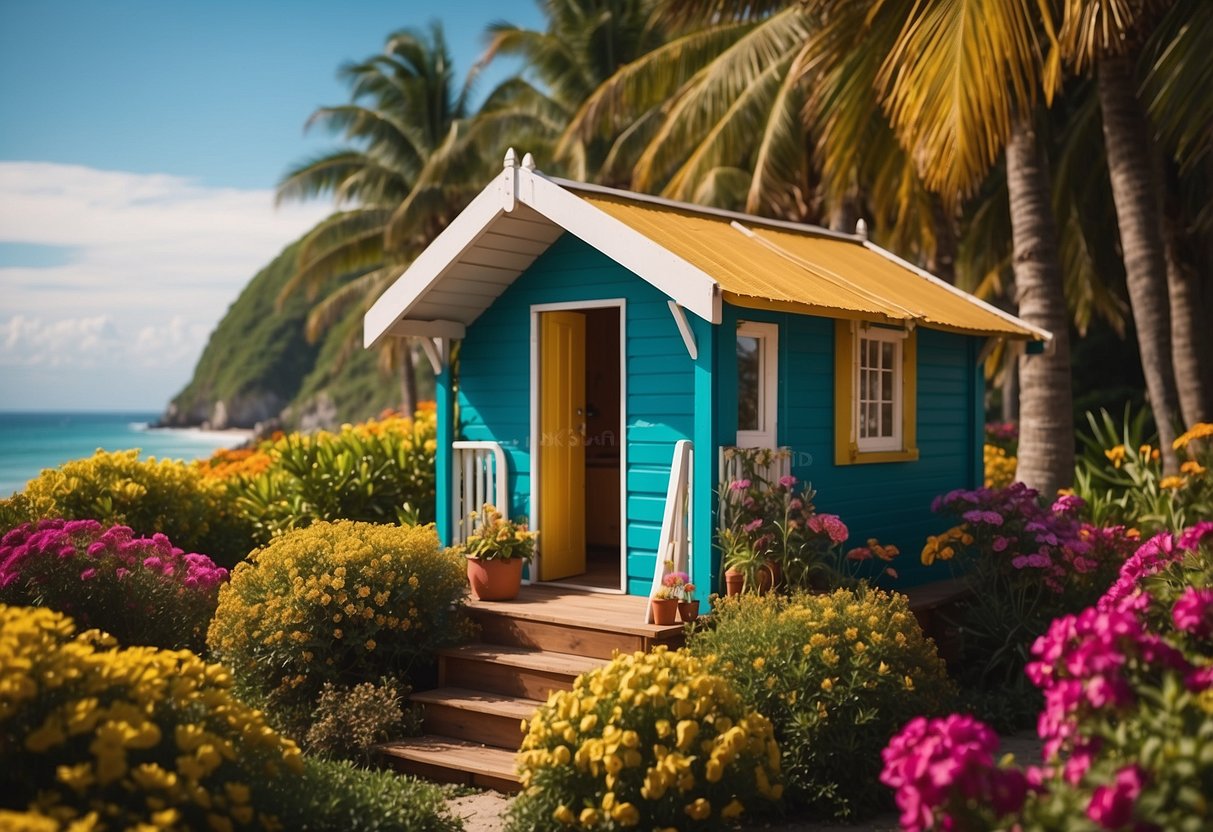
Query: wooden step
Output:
[[380, 735, 519, 793], [438, 644, 604, 699], [412, 687, 538, 750]]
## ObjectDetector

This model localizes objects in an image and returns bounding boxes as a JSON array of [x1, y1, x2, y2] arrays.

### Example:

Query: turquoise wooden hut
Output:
[[364, 151, 1047, 612]]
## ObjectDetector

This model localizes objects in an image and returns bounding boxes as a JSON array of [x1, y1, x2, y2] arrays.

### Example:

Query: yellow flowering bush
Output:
[[0, 603, 303, 829], [983, 443, 1017, 488], [687, 590, 955, 821], [207, 521, 471, 731], [507, 646, 782, 831], [231, 408, 438, 545], [0, 449, 254, 568]]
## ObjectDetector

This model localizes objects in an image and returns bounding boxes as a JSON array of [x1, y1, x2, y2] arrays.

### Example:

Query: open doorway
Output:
[[534, 302, 624, 591]]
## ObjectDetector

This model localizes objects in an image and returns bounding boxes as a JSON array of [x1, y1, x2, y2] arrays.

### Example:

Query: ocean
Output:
[[0, 412, 250, 497]]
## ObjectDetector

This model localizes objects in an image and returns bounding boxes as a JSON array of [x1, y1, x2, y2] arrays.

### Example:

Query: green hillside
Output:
[[162, 239, 403, 430]]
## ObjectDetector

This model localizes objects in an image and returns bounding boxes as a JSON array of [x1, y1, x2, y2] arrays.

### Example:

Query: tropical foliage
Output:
[[688, 589, 954, 820], [882, 522, 1213, 832]]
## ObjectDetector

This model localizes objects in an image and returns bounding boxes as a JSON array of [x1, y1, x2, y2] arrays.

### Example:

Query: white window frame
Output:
[[735, 321, 778, 449], [853, 325, 904, 453]]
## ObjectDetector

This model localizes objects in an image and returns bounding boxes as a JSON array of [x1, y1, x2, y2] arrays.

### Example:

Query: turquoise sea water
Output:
[[0, 412, 249, 497]]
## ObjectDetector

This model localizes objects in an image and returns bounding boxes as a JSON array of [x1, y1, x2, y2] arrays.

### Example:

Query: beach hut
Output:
[[363, 150, 1048, 614]]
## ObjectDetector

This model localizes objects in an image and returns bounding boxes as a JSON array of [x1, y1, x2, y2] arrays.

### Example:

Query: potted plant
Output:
[[720, 530, 768, 595], [678, 580, 699, 623], [462, 504, 538, 601], [650, 586, 680, 625]]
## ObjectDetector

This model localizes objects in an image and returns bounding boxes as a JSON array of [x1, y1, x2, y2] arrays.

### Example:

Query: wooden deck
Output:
[[467, 584, 683, 638]]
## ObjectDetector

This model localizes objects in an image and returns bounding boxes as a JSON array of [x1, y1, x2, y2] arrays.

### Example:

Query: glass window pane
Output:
[[881, 403, 894, 436], [737, 335, 760, 431], [881, 369, 893, 401], [882, 341, 894, 369], [860, 367, 869, 400]]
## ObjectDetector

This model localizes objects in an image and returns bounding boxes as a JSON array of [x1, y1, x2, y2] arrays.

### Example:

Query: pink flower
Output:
[[729, 479, 751, 492], [808, 513, 848, 544], [744, 518, 764, 533], [1172, 587, 1213, 639], [1086, 765, 1145, 829], [846, 546, 872, 562], [778, 475, 797, 488], [79, 567, 97, 581], [1179, 522, 1213, 551]]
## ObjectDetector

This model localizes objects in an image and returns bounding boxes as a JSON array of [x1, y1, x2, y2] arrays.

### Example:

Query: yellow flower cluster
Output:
[[921, 526, 974, 565], [207, 521, 471, 718], [1174, 422, 1213, 450], [513, 647, 781, 829], [983, 444, 1017, 488], [0, 604, 302, 830], [687, 590, 954, 821]]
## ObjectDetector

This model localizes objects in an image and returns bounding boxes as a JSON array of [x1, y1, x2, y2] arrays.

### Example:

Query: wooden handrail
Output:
[[646, 440, 693, 623]]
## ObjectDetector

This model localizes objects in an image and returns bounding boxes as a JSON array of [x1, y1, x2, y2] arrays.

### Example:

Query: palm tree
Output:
[[276, 24, 478, 413], [579, 1, 1075, 493], [1058, 0, 1199, 468], [471, 0, 669, 183]]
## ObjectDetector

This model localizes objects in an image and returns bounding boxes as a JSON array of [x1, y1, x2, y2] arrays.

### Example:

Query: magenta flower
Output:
[[1086, 765, 1145, 829], [778, 475, 797, 488], [808, 513, 848, 544], [1171, 587, 1213, 639], [744, 518, 764, 533], [729, 479, 751, 492]]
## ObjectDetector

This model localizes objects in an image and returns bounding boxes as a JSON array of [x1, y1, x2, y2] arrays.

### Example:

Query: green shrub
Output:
[[270, 758, 461, 832], [688, 589, 955, 821], [0, 449, 254, 568], [507, 646, 782, 831], [207, 521, 471, 733], [232, 409, 436, 545], [305, 679, 420, 763], [0, 604, 304, 830], [0, 519, 227, 653]]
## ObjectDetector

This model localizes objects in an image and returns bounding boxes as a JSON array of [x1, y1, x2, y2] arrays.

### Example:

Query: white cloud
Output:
[[0, 162, 332, 409]]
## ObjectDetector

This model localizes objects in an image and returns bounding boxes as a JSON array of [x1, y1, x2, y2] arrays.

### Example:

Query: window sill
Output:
[[834, 445, 920, 465]]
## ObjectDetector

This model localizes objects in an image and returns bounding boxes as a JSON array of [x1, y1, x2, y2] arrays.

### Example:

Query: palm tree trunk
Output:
[[1163, 219, 1213, 429], [1097, 54, 1181, 472], [1006, 119, 1074, 496]]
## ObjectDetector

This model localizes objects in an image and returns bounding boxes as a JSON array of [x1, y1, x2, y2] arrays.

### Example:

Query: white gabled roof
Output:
[[363, 152, 721, 349]]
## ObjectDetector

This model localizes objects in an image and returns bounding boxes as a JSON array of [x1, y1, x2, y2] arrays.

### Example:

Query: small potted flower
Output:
[[462, 504, 538, 601], [650, 585, 680, 625], [678, 579, 699, 623]]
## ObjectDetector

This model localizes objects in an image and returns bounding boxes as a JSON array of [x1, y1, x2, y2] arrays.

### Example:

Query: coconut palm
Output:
[[276, 24, 480, 413], [1057, 0, 1213, 460]]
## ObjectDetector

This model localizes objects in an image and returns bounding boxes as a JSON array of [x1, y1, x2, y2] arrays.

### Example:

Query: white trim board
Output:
[[529, 299, 628, 594]]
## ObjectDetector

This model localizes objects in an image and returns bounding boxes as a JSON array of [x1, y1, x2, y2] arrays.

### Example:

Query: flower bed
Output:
[[689, 589, 954, 820], [508, 647, 782, 831], [882, 522, 1213, 831], [0, 603, 303, 829], [0, 519, 226, 652], [207, 520, 470, 733]]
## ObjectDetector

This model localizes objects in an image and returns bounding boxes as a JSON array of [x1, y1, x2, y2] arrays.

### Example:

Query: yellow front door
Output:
[[538, 311, 586, 580]]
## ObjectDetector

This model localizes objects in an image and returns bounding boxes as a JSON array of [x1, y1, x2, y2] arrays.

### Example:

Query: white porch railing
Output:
[[451, 441, 509, 545], [646, 440, 693, 623]]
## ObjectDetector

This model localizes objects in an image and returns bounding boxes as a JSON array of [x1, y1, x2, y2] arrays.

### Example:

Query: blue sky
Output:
[[0, 0, 544, 411]]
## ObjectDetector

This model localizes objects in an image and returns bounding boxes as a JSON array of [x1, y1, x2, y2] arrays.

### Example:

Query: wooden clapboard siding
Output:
[[457, 233, 695, 594], [716, 303, 984, 586]]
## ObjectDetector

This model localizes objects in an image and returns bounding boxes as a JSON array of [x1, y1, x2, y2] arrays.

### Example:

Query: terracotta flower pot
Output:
[[760, 560, 782, 594], [466, 557, 524, 601], [724, 568, 745, 596], [651, 598, 679, 625], [678, 601, 699, 623]]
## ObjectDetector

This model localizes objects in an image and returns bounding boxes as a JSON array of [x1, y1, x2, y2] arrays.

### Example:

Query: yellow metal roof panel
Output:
[[580, 192, 1037, 339]]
